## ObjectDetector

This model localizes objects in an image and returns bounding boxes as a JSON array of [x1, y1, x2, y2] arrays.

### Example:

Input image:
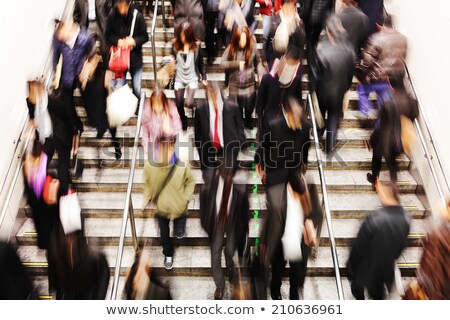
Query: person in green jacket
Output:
[[143, 136, 195, 270]]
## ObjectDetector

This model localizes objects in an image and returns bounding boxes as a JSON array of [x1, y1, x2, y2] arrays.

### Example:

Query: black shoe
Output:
[[271, 290, 282, 300], [214, 288, 224, 300], [367, 173, 377, 190], [289, 289, 299, 300], [114, 144, 122, 160], [175, 230, 185, 239]]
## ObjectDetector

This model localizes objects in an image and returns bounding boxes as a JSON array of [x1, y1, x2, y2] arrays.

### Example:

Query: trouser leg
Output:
[[372, 149, 382, 179], [157, 215, 173, 256], [270, 244, 285, 294], [326, 104, 342, 154], [211, 226, 226, 289], [55, 138, 71, 196], [173, 215, 187, 235], [357, 84, 373, 115]]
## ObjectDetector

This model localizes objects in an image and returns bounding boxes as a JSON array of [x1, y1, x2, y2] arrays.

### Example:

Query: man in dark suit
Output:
[[347, 181, 411, 299], [194, 81, 245, 176], [337, 0, 369, 58], [200, 165, 249, 300]]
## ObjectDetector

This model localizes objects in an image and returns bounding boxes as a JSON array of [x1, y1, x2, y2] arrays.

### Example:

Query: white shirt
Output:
[[208, 93, 224, 148], [88, 0, 96, 20], [281, 184, 304, 262], [215, 176, 233, 218], [35, 92, 53, 144]]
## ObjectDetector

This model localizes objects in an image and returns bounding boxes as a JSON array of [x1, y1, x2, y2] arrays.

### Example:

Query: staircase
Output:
[[15, 2, 427, 300]]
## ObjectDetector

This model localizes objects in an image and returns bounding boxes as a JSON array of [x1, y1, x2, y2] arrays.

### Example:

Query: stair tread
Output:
[[18, 245, 422, 269], [17, 216, 426, 240]]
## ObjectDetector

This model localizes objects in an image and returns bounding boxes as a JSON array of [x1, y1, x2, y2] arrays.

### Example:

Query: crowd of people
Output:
[[1, 0, 448, 301]]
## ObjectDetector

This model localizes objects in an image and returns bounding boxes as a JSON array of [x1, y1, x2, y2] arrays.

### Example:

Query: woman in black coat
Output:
[[316, 16, 355, 154]]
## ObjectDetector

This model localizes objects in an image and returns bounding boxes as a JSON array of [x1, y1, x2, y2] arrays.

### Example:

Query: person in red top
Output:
[[257, 0, 282, 43]]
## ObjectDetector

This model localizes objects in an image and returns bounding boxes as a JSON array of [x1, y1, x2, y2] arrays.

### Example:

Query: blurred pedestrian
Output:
[[23, 138, 58, 249], [142, 89, 181, 158], [105, 0, 149, 98], [366, 96, 403, 186], [204, 0, 225, 65], [143, 137, 195, 270], [124, 251, 173, 299], [347, 181, 411, 300], [47, 229, 110, 299], [200, 164, 249, 300], [336, 0, 369, 59], [356, 15, 407, 116], [301, 0, 333, 91], [261, 0, 305, 71], [357, 0, 384, 35], [267, 171, 323, 299], [52, 18, 95, 143], [316, 16, 355, 154], [170, 22, 207, 131], [174, 0, 206, 41], [194, 81, 245, 178], [415, 202, 450, 300], [222, 26, 264, 128], [75, 0, 116, 63], [0, 242, 34, 299]]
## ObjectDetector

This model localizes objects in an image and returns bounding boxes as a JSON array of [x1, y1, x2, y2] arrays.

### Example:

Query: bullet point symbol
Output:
[[261, 307, 265, 311]]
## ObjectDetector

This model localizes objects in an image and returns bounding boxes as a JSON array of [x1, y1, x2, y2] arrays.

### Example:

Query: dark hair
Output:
[[149, 90, 170, 114], [31, 137, 43, 158], [227, 26, 253, 64], [383, 15, 393, 28], [173, 22, 197, 51]]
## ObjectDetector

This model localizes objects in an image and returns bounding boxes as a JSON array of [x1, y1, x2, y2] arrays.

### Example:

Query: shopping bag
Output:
[[106, 84, 138, 127], [59, 189, 82, 235], [42, 176, 59, 206]]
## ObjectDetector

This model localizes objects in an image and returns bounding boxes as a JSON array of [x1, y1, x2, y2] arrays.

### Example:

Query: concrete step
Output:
[[18, 242, 421, 277], [16, 214, 426, 248], [65, 168, 418, 194], [48, 144, 410, 171], [32, 273, 415, 300], [78, 124, 374, 149]]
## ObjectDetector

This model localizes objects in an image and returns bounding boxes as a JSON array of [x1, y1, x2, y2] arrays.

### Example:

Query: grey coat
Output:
[[174, 0, 206, 41]]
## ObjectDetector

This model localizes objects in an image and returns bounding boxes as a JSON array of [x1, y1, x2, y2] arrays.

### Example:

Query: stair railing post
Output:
[[307, 93, 345, 300]]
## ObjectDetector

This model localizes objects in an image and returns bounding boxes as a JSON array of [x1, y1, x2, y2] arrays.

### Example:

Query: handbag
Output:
[[42, 176, 59, 206], [106, 84, 138, 127], [59, 189, 82, 235], [108, 9, 138, 74]]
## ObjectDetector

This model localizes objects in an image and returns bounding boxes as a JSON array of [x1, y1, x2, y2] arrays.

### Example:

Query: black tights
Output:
[[175, 87, 196, 127]]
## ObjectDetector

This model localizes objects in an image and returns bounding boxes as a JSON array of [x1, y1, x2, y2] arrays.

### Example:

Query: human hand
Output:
[[202, 80, 208, 86], [239, 61, 246, 71], [126, 36, 136, 47], [118, 39, 126, 48]]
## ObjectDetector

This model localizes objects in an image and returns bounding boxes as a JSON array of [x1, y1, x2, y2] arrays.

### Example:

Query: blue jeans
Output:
[[357, 82, 392, 115], [110, 67, 143, 99], [262, 14, 271, 43]]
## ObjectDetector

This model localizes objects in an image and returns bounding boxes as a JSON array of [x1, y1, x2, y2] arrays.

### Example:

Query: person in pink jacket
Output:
[[141, 90, 182, 159]]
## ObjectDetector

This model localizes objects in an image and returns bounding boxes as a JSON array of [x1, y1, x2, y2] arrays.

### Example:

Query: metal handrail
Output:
[[405, 65, 448, 205], [306, 93, 345, 300], [0, 0, 76, 232], [110, 91, 145, 299], [150, 0, 160, 83], [382, 6, 449, 205]]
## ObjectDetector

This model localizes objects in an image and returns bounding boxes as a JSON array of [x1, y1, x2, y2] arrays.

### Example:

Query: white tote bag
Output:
[[59, 191, 82, 235], [281, 184, 304, 262], [106, 84, 138, 128]]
